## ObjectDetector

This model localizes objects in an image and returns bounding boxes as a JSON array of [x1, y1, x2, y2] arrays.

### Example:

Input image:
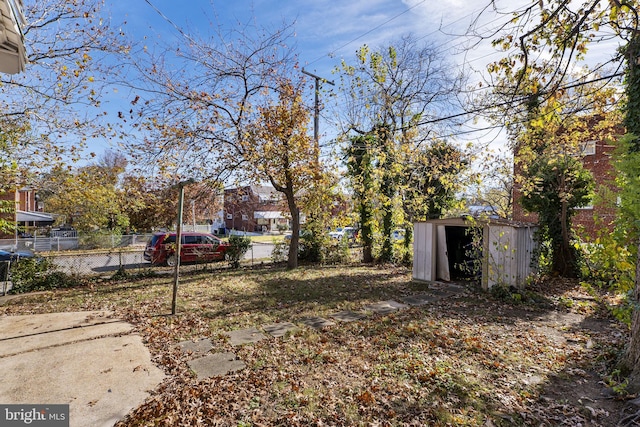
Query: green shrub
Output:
[[323, 238, 351, 264], [297, 228, 324, 262], [579, 234, 635, 325], [226, 235, 252, 268], [271, 240, 288, 263], [9, 257, 81, 294], [391, 240, 412, 266]]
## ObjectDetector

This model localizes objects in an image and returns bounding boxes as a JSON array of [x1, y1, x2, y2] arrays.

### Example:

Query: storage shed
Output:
[[413, 217, 538, 290]]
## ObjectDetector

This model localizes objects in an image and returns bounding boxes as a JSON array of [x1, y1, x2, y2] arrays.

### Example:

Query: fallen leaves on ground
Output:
[[0, 265, 629, 426]]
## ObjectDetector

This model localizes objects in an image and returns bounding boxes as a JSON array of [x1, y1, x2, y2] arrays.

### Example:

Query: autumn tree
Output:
[[244, 79, 319, 269], [0, 1, 128, 237], [472, 0, 640, 400], [120, 176, 172, 232], [337, 36, 465, 262], [38, 152, 130, 233], [119, 18, 297, 185], [401, 140, 467, 256], [465, 151, 514, 220], [0, 119, 30, 234], [1, 0, 126, 168], [120, 176, 223, 233]]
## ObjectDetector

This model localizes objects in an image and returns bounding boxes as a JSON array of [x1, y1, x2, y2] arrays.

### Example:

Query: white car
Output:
[[329, 227, 357, 241]]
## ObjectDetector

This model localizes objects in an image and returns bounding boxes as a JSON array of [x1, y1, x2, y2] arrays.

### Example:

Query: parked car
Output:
[[329, 227, 358, 243], [284, 229, 312, 242], [392, 229, 405, 241], [0, 249, 35, 262], [144, 232, 230, 266]]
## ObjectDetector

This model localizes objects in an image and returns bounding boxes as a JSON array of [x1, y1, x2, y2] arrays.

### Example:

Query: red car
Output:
[[144, 232, 230, 266]]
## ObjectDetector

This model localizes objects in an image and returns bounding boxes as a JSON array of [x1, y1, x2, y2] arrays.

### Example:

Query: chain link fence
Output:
[[0, 232, 270, 286], [0, 233, 155, 253]]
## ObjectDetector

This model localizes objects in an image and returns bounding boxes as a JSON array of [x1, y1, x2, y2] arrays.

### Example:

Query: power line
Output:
[[305, 0, 428, 67], [139, 1, 624, 143], [143, 0, 196, 44], [407, 71, 625, 132]]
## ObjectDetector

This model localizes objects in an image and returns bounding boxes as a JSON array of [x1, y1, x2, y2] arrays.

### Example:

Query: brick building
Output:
[[0, 187, 55, 238], [223, 185, 290, 233], [512, 116, 620, 239]]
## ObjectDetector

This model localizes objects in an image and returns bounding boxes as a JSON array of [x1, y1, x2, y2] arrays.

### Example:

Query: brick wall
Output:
[[223, 186, 285, 232], [512, 123, 620, 240]]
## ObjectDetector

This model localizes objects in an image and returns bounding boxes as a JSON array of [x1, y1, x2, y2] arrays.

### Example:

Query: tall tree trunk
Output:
[[403, 224, 413, 264], [360, 200, 374, 263], [555, 198, 577, 277], [623, 30, 640, 389], [379, 131, 395, 263], [285, 189, 299, 270], [380, 178, 394, 262]]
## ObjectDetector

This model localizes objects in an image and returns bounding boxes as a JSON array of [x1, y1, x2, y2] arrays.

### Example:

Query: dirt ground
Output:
[[505, 278, 631, 426]]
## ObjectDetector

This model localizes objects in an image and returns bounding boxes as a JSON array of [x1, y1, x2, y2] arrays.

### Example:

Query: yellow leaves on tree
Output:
[[244, 80, 316, 191]]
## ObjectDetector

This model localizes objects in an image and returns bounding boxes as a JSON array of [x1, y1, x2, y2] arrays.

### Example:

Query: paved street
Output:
[[46, 242, 276, 275]]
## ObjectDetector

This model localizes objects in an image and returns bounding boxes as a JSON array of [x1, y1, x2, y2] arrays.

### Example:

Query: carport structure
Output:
[[413, 217, 538, 290]]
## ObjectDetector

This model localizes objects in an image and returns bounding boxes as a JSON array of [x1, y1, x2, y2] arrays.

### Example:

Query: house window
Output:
[[581, 140, 596, 156], [227, 213, 233, 219], [242, 214, 249, 220]]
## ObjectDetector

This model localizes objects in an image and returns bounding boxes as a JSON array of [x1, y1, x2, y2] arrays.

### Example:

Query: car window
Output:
[[163, 235, 176, 244], [183, 235, 199, 244], [204, 235, 219, 245]]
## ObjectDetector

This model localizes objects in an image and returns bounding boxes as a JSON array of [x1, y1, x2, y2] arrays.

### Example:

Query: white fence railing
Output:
[[0, 234, 154, 253]]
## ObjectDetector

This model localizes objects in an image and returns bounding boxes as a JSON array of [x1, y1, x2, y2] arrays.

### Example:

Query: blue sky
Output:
[[97, 0, 623, 167], [98, 0, 508, 160], [106, 0, 500, 84]]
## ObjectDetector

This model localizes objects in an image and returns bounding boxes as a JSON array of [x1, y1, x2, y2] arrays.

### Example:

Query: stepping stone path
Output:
[[176, 338, 213, 356], [224, 327, 267, 346], [300, 316, 336, 329], [330, 310, 367, 322], [177, 282, 466, 380], [363, 300, 408, 314], [262, 322, 298, 338], [187, 352, 246, 379]]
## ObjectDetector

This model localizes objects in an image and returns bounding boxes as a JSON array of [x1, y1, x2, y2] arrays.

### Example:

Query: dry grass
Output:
[[0, 264, 628, 426]]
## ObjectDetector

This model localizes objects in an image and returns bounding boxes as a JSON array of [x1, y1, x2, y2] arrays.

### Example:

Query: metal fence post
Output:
[[1, 261, 8, 296]]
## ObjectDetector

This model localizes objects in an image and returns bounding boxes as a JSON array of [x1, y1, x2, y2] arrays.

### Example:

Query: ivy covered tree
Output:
[[514, 91, 606, 277], [337, 36, 466, 263], [345, 134, 377, 263], [520, 154, 594, 277]]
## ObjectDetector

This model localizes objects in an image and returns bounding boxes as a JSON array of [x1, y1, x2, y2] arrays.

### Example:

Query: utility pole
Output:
[[302, 68, 334, 150], [171, 178, 195, 315]]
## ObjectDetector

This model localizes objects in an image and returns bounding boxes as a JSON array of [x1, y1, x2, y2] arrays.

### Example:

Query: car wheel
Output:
[[166, 254, 177, 267]]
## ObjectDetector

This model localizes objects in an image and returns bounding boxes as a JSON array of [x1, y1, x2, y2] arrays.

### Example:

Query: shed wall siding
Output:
[[413, 222, 435, 282], [414, 220, 537, 290]]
